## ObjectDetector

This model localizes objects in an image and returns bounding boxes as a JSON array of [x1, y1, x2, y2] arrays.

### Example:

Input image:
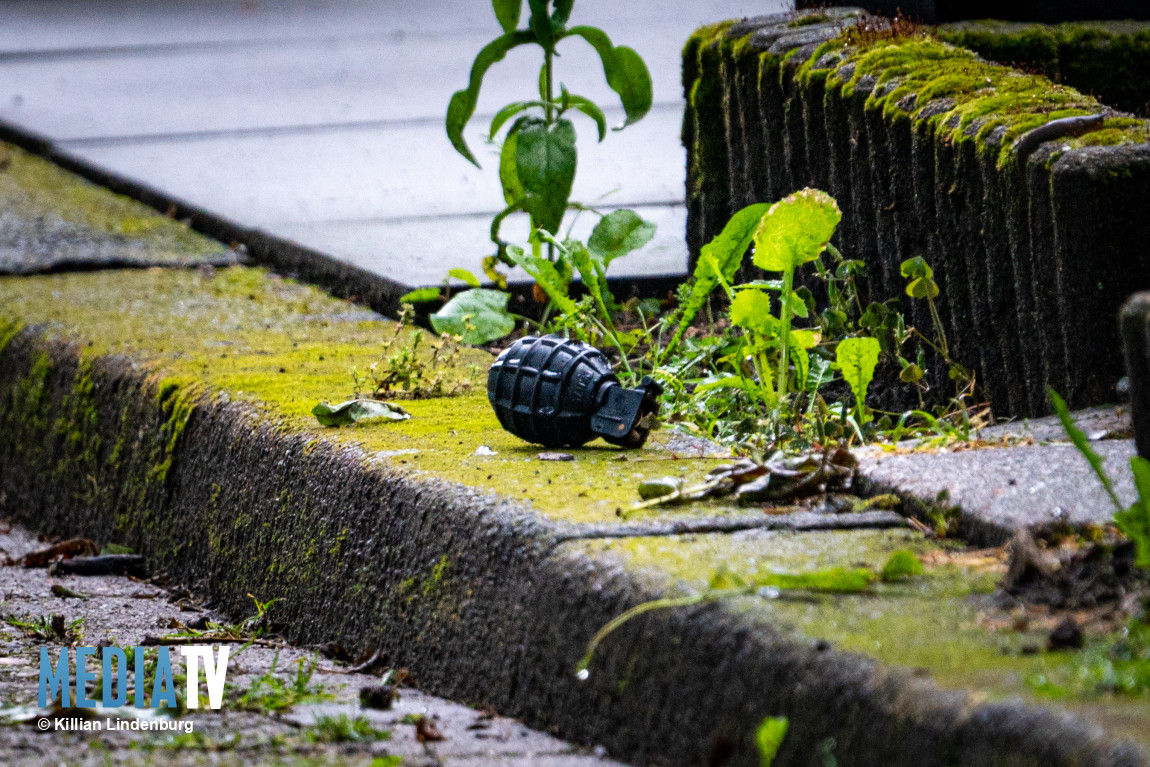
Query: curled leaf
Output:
[[752, 188, 842, 273], [313, 399, 410, 427], [446, 31, 535, 167]]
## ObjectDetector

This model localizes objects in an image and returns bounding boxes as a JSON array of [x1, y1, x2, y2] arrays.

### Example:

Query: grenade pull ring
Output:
[[487, 335, 663, 449]]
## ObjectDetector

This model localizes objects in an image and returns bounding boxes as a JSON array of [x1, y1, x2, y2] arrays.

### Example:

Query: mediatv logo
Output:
[[39, 646, 229, 709]]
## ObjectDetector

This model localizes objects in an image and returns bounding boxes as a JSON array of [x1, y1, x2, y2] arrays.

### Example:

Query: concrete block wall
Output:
[[684, 10, 1150, 417]]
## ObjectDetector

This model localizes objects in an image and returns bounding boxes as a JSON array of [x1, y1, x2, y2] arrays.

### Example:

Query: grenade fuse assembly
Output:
[[487, 335, 662, 448]]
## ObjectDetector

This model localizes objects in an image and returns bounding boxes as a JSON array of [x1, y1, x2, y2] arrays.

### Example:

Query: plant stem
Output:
[[776, 268, 794, 405], [927, 296, 948, 359], [544, 45, 556, 260]]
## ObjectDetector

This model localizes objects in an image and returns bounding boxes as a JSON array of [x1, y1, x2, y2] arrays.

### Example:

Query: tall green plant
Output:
[[446, 0, 653, 275]]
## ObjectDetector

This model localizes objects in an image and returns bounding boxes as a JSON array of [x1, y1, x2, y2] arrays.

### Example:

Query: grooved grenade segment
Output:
[[486, 335, 662, 448]]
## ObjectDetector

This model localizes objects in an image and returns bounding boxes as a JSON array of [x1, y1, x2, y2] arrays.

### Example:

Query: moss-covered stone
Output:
[[939, 20, 1150, 116], [684, 16, 1150, 417]]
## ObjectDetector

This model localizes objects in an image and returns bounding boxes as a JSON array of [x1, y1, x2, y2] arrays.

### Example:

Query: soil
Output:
[[1001, 535, 1150, 614]]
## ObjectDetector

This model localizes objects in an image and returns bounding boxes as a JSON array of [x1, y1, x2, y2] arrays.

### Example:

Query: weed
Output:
[[305, 713, 391, 743], [4, 613, 83, 643], [1030, 618, 1150, 698], [353, 306, 472, 398], [229, 652, 331, 713]]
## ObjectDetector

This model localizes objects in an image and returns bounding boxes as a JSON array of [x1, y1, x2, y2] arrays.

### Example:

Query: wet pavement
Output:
[[0, 522, 626, 766], [0, 0, 786, 287]]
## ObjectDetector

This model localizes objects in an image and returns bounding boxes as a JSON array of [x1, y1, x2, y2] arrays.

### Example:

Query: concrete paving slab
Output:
[[0, 29, 686, 141], [858, 438, 1139, 545], [63, 109, 685, 225], [0, 0, 777, 52]]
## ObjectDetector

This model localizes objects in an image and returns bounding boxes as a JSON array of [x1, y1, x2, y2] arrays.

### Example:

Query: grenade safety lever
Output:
[[487, 335, 663, 449]]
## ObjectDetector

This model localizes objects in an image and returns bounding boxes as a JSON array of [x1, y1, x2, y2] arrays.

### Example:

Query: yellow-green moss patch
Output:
[[569, 529, 1150, 748], [0, 267, 735, 524]]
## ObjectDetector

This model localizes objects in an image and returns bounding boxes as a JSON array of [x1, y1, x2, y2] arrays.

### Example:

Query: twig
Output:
[[141, 635, 285, 647]]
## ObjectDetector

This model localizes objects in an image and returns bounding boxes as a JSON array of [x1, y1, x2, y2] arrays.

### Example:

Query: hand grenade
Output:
[[487, 335, 662, 448]]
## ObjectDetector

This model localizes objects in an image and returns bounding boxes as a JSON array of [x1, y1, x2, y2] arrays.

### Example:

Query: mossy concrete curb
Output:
[[0, 271, 1147, 766], [937, 20, 1150, 116], [684, 10, 1150, 419]]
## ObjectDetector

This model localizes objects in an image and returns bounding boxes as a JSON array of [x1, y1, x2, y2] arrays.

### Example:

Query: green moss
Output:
[[0, 143, 222, 259], [0, 268, 737, 525], [793, 36, 1148, 169], [571, 529, 1150, 748], [939, 20, 1150, 115]]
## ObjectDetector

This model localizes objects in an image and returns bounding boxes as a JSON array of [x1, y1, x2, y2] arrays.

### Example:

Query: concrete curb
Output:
[[0, 324, 1145, 766]]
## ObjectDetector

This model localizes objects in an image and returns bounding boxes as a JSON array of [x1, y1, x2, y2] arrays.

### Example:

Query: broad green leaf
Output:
[[694, 373, 761, 395], [430, 288, 516, 345], [752, 188, 842, 273], [448, 268, 482, 287], [729, 289, 777, 337], [805, 354, 834, 393], [564, 26, 653, 126], [899, 362, 925, 383], [492, 0, 522, 32], [673, 203, 772, 343], [562, 93, 608, 141], [506, 245, 578, 315], [446, 31, 534, 167], [1117, 457, 1150, 567], [902, 257, 940, 298], [702, 203, 772, 282], [782, 289, 808, 319], [1049, 388, 1124, 513], [400, 287, 441, 303], [312, 399, 410, 427], [755, 717, 788, 767], [836, 336, 880, 422], [499, 126, 526, 205], [515, 117, 577, 234], [789, 329, 818, 349], [588, 209, 656, 265], [735, 279, 784, 291]]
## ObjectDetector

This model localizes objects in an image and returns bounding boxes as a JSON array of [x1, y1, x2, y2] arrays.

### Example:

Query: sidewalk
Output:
[[0, 0, 779, 290]]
